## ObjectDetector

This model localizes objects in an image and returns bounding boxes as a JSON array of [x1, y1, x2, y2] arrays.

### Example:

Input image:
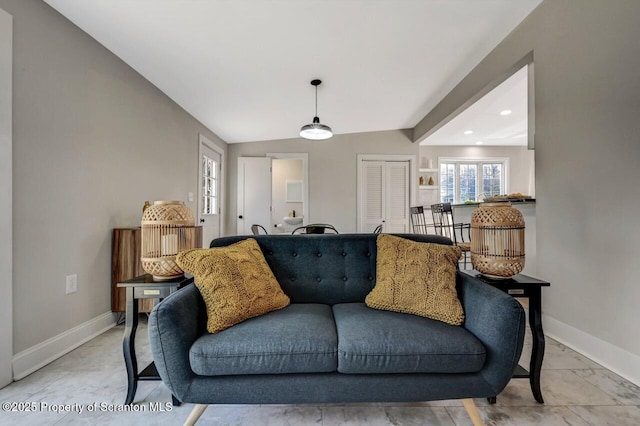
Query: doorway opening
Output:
[[416, 54, 537, 275], [419, 58, 535, 204], [267, 153, 309, 234], [236, 153, 309, 235]]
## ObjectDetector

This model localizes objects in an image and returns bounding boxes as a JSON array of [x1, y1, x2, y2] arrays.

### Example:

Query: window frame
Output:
[[438, 157, 509, 204], [201, 153, 218, 216]]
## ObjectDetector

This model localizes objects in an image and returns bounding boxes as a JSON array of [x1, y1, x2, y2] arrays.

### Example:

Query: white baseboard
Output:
[[544, 314, 640, 387], [12, 312, 117, 380]]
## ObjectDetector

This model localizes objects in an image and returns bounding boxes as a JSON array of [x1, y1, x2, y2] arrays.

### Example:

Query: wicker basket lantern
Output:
[[471, 202, 525, 279], [141, 200, 201, 280]]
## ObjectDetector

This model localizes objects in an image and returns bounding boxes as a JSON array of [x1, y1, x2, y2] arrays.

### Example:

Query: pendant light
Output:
[[300, 79, 333, 140]]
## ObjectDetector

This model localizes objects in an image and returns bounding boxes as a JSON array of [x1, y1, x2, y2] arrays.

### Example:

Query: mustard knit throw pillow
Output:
[[365, 234, 464, 325], [176, 238, 290, 333]]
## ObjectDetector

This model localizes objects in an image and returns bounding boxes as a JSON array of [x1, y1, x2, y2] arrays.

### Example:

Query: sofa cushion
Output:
[[209, 234, 454, 305], [366, 234, 464, 325], [177, 238, 290, 334], [189, 304, 338, 376], [333, 303, 485, 374]]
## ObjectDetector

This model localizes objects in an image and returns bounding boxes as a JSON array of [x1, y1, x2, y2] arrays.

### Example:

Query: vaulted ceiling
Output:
[[44, 0, 541, 143]]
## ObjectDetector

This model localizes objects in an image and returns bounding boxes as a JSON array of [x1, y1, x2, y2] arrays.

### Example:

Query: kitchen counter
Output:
[[452, 199, 536, 207]]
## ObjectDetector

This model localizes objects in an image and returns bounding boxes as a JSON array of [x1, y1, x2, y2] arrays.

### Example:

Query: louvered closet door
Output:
[[362, 161, 385, 232], [384, 161, 410, 233], [361, 161, 410, 233]]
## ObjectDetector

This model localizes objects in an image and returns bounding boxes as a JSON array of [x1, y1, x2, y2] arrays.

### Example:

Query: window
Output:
[[201, 154, 218, 215], [439, 159, 507, 203]]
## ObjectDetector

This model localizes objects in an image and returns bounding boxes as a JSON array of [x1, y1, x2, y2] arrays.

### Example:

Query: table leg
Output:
[[123, 287, 139, 405], [529, 288, 545, 403]]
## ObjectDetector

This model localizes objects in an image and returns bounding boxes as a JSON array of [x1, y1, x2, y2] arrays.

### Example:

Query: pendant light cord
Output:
[[315, 84, 318, 117]]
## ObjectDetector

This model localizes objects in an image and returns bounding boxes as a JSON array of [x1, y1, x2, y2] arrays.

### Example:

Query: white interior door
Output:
[[237, 157, 272, 235], [198, 137, 222, 246], [359, 160, 410, 233]]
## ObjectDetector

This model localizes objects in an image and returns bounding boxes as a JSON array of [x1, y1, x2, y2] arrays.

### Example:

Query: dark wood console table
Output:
[[460, 270, 550, 404], [117, 273, 194, 405]]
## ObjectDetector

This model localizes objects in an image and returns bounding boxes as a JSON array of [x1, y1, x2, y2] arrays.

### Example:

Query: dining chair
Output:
[[430, 203, 471, 268], [251, 224, 269, 235], [291, 224, 339, 234]]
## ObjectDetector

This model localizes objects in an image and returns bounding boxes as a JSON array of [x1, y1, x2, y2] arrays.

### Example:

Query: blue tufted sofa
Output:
[[149, 234, 525, 425]]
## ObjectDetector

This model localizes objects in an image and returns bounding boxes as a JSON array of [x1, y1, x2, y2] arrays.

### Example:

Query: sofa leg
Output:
[[462, 398, 483, 426], [183, 404, 208, 426]]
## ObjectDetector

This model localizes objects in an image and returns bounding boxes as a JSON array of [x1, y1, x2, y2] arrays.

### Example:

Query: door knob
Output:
[[200, 218, 205, 223], [238, 215, 243, 219]]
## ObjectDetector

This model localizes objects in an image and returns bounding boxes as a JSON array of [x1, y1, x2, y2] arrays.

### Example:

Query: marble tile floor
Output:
[[1, 316, 639, 426]]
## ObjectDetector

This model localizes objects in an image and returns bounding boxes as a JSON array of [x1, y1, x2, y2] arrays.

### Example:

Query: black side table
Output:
[[117, 273, 194, 405], [460, 270, 550, 404]]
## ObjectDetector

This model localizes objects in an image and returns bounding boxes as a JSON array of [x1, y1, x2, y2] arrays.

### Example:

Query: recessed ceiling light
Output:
[[500, 109, 512, 116], [476, 141, 484, 145], [464, 130, 473, 135]]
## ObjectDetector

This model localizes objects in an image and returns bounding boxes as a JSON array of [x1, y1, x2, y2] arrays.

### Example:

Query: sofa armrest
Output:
[[148, 283, 205, 400], [458, 272, 526, 395]]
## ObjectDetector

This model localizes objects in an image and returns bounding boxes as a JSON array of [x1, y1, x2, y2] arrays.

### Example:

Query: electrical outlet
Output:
[[66, 274, 78, 294]]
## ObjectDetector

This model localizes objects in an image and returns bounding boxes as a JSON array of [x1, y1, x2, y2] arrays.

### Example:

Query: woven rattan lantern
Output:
[[471, 202, 525, 278], [141, 201, 200, 280]]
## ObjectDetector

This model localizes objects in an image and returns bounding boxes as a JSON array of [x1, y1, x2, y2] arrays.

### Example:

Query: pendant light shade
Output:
[[300, 79, 333, 140], [300, 117, 333, 140]]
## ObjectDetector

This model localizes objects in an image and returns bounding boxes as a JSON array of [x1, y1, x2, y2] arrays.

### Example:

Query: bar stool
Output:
[[410, 206, 430, 234], [430, 203, 471, 268]]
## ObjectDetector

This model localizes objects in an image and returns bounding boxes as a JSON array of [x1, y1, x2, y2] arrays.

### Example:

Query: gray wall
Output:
[[415, 0, 640, 381], [0, 7, 12, 387], [1, 0, 227, 354], [227, 130, 417, 234]]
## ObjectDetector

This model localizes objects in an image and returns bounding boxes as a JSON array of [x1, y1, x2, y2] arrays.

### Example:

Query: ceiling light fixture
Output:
[[464, 130, 473, 135], [300, 79, 333, 140], [500, 109, 512, 116], [476, 141, 484, 145]]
